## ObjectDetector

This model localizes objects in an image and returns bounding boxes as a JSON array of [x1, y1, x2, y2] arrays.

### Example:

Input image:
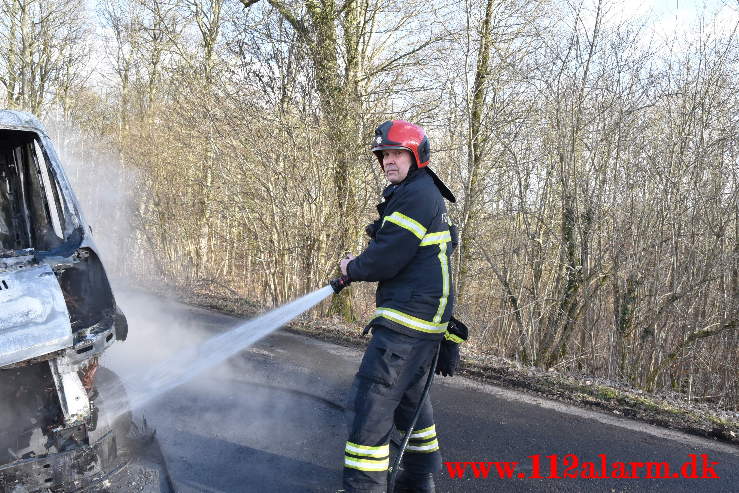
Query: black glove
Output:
[[329, 275, 352, 294], [365, 220, 381, 239], [435, 317, 468, 377]]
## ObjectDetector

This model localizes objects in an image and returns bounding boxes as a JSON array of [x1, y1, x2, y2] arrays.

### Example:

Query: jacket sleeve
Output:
[[347, 186, 434, 282]]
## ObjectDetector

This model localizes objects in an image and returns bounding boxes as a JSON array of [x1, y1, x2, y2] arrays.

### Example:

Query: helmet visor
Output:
[[371, 144, 411, 153]]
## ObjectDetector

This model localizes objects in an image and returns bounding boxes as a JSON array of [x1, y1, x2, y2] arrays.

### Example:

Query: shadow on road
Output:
[[164, 428, 339, 492]]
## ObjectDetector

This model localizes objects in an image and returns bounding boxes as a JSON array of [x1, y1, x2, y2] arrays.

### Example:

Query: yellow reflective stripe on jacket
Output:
[[444, 331, 464, 344], [375, 307, 448, 334], [419, 230, 451, 246], [344, 456, 390, 471], [383, 211, 427, 239], [345, 442, 389, 458], [432, 242, 449, 323]]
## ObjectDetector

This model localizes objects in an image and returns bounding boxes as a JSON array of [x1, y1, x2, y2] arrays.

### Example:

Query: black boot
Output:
[[392, 470, 435, 493]]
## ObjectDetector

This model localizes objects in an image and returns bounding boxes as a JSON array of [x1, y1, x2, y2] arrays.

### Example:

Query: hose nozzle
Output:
[[330, 275, 352, 294]]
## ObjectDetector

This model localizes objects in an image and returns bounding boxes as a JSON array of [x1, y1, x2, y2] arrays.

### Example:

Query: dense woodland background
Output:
[[1, 0, 737, 408]]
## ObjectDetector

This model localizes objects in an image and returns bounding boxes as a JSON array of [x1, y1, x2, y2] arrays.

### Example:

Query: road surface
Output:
[[102, 290, 738, 492]]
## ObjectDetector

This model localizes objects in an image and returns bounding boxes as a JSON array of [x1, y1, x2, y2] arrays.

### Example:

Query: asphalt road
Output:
[[103, 291, 738, 493]]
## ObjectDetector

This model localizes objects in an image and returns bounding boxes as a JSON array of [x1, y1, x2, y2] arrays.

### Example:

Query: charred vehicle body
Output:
[[0, 111, 136, 492]]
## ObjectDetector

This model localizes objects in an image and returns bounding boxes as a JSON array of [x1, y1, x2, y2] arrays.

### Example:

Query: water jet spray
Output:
[[110, 283, 340, 415]]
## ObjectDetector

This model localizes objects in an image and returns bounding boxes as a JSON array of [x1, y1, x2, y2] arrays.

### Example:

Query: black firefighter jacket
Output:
[[347, 168, 457, 340]]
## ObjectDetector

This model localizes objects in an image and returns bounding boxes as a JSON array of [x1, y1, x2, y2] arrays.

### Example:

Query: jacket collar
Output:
[[381, 167, 456, 203]]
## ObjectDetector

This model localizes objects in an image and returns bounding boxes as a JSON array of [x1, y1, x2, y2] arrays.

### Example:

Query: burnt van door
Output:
[[33, 139, 65, 240], [5, 147, 33, 249], [13, 148, 33, 245], [11, 138, 64, 251], [0, 154, 14, 249]]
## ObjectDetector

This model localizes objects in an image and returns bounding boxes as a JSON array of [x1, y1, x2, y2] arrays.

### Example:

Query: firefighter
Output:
[[338, 120, 468, 493]]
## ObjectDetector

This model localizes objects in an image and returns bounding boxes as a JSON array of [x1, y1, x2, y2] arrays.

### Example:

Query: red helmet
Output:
[[371, 120, 430, 168]]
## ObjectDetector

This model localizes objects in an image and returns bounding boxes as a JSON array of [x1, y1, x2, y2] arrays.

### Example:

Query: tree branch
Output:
[[363, 37, 437, 80], [266, 0, 309, 37], [646, 319, 738, 390], [337, 0, 353, 16], [238, 0, 263, 8]]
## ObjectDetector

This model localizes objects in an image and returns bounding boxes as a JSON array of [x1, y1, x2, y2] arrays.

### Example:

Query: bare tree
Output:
[[43, 0, 738, 406], [0, 0, 90, 114]]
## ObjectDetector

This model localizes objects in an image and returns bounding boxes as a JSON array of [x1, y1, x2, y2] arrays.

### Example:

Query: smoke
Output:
[[41, 118, 345, 489], [105, 285, 334, 414], [99, 285, 344, 490], [46, 116, 141, 282]]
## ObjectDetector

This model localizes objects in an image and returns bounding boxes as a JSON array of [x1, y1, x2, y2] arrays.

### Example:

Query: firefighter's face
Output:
[[382, 149, 413, 184]]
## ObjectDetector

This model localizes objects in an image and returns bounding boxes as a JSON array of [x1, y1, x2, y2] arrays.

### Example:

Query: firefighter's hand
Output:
[[435, 317, 469, 377], [365, 221, 380, 239], [435, 341, 459, 377], [340, 255, 356, 276]]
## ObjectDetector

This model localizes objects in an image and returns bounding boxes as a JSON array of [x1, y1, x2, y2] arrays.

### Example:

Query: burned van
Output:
[[0, 110, 130, 492]]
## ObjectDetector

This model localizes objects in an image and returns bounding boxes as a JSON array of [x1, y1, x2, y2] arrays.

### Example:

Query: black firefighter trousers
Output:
[[343, 326, 442, 492]]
